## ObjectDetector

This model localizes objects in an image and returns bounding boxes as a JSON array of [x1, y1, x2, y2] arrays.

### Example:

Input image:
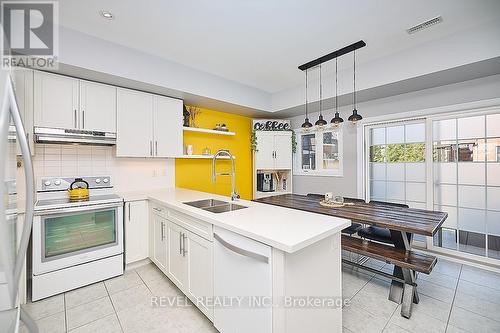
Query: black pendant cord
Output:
[[353, 49, 356, 110], [319, 64, 322, 116], [305, 69, 308, 118], [335, 58, 338, 112]]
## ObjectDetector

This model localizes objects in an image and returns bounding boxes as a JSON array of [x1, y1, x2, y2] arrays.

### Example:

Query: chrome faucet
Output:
[[212, 150, 239, 201]]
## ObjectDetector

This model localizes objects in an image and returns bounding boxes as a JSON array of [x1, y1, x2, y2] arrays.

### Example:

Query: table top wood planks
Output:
[[253, 194, 447, 237]]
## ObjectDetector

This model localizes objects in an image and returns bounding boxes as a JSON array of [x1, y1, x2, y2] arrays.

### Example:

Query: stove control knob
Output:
[[103, 178, 109, 184], [44, 180, 51, 186], [54, 180, 61, 186], [95, 178, 101, 184]]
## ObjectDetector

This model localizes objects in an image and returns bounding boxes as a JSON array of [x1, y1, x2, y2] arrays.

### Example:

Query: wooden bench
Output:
[[341, 235, 437, 318]]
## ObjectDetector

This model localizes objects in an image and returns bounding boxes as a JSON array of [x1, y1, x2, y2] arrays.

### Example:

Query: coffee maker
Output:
[[257, 173, 275, 192]]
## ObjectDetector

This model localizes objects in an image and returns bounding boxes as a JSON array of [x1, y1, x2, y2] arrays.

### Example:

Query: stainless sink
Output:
[[184, 199, 228, 209], [202, 203, 247, 213], [183, 198, 247, 213]]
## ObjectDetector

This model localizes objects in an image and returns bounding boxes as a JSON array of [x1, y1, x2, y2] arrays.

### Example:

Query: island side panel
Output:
[[283, 233, 342, 333]]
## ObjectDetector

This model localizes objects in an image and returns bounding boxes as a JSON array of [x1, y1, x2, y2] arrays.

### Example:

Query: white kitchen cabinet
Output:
[[33, 71, 117, 133], [167, 220, 188, 290], [12, 67, 34, 155], [116, 88, 154, 157], [116, 88, 183, 158], [150, 210, 168, 272], [153, 95, 183, 157], [255, 131, 292, 170], [79, 80, 116, 132], [34, 71, 79, 129], [124, 200, 149, 264], [186, 230, 213, 320]]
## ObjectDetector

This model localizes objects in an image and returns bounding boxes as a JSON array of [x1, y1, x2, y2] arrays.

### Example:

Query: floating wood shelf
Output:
[[183, 127, 235, 136], [176, 155, 236, 159]]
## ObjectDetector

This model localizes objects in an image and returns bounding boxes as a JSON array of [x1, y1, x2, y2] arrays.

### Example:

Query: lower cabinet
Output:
[[124, 200, 149, 264], [150, 208, 168, 272], [148, 204, 214, 320]]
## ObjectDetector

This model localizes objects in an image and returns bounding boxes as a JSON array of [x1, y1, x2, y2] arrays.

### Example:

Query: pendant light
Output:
[[348, 49, 363, 123], [315, 64, 327, 126], [301, 69, 313, 128], [331, 57, 343, 125]]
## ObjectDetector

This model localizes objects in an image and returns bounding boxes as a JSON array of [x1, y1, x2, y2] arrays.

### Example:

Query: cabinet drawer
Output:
[[167, 209, 213, 241], [150, 203, 168, 219]]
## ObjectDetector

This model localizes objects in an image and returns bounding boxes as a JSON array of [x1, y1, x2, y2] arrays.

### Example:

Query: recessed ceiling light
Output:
[[100, 10, 114, 20]]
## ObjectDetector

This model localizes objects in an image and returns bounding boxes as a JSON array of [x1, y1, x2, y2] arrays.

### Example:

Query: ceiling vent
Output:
[[406, 16, 443, 34]]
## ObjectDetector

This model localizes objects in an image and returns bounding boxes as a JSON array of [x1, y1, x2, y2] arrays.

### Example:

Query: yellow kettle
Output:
[[68, 178, 90, 201]]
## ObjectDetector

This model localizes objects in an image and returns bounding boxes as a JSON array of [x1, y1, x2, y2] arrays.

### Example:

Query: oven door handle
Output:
[[35, 202, 123, 216]]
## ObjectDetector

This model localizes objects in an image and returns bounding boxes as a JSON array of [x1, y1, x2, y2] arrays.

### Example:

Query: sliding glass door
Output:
[[364, 109, 500, 263], [432, 113, 500, 259]]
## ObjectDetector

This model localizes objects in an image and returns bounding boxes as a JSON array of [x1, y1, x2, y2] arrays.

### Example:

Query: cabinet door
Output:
[[167, 221, 188, 290], [153, 96, 183, 157], [186, 231, 213, 320], [116, 88, 153, 157], [151, 212, 167, 272], [80, 80, 116, 132], [34, 71, 79, 129], [255, 132, 275, 169], [125, 201, 149, 264], [12, 67, 34, 155], [274, 133, 293, 169]]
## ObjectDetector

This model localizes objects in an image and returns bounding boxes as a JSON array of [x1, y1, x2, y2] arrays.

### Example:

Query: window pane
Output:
[[458, 230, 485, 257], [458, 208, 486, 233], [488, 235, 500, 260], [406, 163, 426, 182], [387, 126, 405, 144], [433, 227, 457, 250], [387, 163, 404, 181], [387, 144, 405, 162], [433, 119, 456, 141], [405, 143, 425, 162], [370, 163, 385, 181], [405, 123, 426, 143], [457, 163, 485, 186], [370, 145, 386, 162], [487, 114, 500, 137], [301, 133, 316, 170], [486, 138, 500, 162], [458, 185, 485, 210], [458, 116, 485, 140], [458, 139, 486, 162], [433, 141, 456, 162], [371, 128, 385, 145]]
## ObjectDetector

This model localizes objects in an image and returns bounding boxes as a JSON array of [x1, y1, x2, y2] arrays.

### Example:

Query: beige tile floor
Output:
[[21, 258, 500, 333]]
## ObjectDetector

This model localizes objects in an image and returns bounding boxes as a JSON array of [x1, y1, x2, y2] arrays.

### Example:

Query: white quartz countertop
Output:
[[125, 187, 351, 253]]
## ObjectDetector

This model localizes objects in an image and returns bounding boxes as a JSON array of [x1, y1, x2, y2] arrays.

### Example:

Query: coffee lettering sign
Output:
[[253, 119, 291, 131]]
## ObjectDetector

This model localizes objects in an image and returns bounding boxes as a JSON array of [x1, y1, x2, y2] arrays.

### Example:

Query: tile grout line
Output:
[[444, 264, 462, 332], [63, 293, 68, 333], [103, 279, 126, 333]]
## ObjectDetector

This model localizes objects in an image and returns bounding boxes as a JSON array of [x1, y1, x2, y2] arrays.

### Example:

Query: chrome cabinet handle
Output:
[[214, 233, 269, 263], [179, 232, 182, 254], [74, 109, 77, 128], [153, 207, 162, 212], [182, 233, 188, 257], [161, 221, 165, 241], [155, 141, 158, 156], [128, 203, 131, 221], [82, 110, 85, 129]]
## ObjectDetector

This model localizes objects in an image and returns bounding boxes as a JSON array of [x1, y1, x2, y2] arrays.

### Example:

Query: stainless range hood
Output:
[[34, 127, 116, 145]]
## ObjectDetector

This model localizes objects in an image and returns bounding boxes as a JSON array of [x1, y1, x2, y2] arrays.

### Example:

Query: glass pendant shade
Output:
[[331, 111, 343, 124], [348, 109, 362, 122]]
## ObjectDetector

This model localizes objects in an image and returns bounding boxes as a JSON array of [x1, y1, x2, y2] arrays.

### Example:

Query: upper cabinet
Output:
[[255, 131, 292, 170], [79, 80, 116, 132], [34, 71, 116, 132], [34, 71, 79, 129], [116, 88, 183, 158], [12, 67, 35, 155]]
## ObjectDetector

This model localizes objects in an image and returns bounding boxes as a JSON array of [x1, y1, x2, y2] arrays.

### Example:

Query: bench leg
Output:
[[389, 265, 404, 303], [401, 283, 415, 319]]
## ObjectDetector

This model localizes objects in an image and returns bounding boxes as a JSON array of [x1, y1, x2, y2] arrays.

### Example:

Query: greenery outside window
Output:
[[294, 128, 343, 176]]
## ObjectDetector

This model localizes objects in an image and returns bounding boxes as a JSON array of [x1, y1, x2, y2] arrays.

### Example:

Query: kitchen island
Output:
[[122, 188, 350, 333]]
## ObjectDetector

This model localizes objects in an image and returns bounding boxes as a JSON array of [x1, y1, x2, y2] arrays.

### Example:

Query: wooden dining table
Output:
[[254, 194, 448, 315]]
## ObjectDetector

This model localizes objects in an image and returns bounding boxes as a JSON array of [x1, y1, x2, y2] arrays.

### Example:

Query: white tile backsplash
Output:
[[33, 144, 175, 192]]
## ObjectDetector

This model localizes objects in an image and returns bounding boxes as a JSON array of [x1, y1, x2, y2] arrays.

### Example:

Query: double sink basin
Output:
[[184, 199, 247, 213]]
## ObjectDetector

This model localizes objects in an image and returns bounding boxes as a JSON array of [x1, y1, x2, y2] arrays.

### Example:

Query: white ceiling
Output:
[[58, 0, 500, 94]]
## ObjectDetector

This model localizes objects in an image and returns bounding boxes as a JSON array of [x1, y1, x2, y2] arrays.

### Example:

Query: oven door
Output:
[[32, 202, 123, 275]]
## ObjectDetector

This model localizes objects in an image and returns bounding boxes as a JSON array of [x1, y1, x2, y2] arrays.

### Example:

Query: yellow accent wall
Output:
[[175, 107, 253, 200]]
